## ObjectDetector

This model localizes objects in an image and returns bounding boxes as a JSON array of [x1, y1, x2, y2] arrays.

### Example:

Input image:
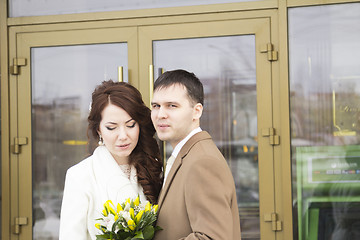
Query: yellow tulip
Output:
[[107, 205, 116, 216], [126, 198, 131, 204], [102, 209, 108, 216], [153, 204, 159, 213], [134, 196, 140, 206], [95, 223, 101, 229], [129, 207, 135, 219], [127, 219, 136, 230], [104, 200, 116, 215], [117, 203, 123, 213], [135, 210, 144, 223], [145, 201, 151, 212], [106, 200, 114, 206]]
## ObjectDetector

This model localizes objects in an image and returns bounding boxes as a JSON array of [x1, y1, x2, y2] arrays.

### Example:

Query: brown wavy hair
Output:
[[88, 80, 163, 203]]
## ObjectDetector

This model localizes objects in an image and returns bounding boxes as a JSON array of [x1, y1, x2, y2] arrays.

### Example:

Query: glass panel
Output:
[[289, 3, 360, 240], [31, 43, 127, 240], [153, 35, 259, 239], [9, 0, 268, 17]]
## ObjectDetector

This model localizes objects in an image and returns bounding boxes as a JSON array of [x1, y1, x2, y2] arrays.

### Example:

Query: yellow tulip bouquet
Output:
[[95, 197, 161, 240]]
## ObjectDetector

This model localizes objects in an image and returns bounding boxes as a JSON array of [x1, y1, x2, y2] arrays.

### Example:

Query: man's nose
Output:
[[157, 107, 168, 119]]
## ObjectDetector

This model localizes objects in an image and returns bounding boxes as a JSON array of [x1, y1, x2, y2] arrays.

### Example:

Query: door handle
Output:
[[118, 66, 123, 82], [149, 65, 154, 106]]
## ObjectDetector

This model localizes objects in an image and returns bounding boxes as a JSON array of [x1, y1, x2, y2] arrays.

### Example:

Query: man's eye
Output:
[[152, 104, 159, 109], [169, 104, 177, 108]]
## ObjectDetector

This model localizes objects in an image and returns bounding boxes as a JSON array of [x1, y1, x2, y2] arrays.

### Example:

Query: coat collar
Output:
[[92, 146, 146, 204], [157, 131, 212, 208]]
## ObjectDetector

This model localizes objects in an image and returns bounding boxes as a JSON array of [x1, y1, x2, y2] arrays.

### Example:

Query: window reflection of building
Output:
[[328, 174, 360, 239], [201, 70, 260, 239], [289, 3, 360, 239], [32, 96, 89, 240]]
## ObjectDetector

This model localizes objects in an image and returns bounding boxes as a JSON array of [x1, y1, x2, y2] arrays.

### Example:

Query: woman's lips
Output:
[[117, 143, 130, 149]]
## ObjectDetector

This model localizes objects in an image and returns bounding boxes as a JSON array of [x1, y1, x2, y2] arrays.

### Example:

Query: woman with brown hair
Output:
[[59, 80, 163, 240]]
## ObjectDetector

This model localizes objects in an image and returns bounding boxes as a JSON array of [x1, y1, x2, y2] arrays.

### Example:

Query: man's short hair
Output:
[[153, 69, 204, 106]]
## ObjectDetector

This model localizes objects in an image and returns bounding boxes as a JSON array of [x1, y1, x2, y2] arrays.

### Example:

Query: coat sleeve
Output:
[[59, 166, 91, 240], [181, 154, 236, 240]]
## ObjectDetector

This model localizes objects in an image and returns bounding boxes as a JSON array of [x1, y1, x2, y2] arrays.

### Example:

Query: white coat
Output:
[[59, 146, 146, 240]]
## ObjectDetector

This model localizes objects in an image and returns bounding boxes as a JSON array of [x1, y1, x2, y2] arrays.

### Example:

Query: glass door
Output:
[[288, 3, 360, 240], [139, 18, 276, 239], [9, 27, 138, 240]]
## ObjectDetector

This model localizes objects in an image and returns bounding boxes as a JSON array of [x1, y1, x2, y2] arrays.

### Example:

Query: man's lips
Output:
[[157, 124, 170, 129]]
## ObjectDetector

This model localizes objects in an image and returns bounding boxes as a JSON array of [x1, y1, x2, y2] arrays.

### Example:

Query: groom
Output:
[[151, 69, 241, 240]]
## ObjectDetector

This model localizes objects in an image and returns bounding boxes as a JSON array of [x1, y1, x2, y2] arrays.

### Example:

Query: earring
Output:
[[98, 135, 104, 146]]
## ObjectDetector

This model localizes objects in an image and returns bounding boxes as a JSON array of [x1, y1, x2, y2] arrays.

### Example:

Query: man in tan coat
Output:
[[151, 69, 241, 240]]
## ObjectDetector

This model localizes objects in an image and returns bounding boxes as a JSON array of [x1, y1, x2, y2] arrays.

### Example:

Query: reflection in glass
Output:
[[9, 0, 266, 17], [289, 3, 360, 240], [153, 35, 259, 239], [31, 43, 127, 239]]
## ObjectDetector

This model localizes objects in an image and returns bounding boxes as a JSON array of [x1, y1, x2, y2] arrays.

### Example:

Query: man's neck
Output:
[[170, 127, 202, 158]]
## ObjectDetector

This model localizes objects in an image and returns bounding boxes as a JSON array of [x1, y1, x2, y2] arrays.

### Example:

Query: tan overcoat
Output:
[[154, 131, 241, 240]]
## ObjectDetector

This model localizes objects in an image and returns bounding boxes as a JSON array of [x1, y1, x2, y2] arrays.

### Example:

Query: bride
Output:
[[59, 80, 163, 240]]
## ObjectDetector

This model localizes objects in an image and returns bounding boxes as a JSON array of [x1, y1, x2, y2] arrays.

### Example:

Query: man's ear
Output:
[[193, 103, 203, 120]]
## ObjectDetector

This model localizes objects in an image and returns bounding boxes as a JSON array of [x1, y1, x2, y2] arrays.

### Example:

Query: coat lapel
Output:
[[157, 155, 182, 207], [157, 131, 212, 210]]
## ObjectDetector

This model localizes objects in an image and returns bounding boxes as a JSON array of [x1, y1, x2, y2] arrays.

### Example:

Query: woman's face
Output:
[[98, 103, 140, 165]]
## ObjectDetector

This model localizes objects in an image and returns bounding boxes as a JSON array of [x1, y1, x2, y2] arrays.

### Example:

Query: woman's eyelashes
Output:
[[105, 122, 136, 130], [127, 122, 136, 128]]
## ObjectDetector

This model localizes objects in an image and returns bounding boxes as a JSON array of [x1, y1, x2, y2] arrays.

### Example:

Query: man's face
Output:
[[151, 84, 202, 148]]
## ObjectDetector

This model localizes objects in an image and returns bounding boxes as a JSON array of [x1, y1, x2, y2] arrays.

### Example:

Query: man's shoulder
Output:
[[190, 131, 218, 147], [181, 133, 236, 189], [182, 132, 224, 160], [183, 131, 212, 150]]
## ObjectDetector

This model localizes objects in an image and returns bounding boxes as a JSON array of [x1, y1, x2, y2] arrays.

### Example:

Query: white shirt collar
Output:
[[171, 127, 202, 158], [163, 127, 202, 186]]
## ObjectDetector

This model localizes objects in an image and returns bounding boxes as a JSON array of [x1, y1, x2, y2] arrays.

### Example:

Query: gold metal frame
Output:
[[0, 0, 11, 239]]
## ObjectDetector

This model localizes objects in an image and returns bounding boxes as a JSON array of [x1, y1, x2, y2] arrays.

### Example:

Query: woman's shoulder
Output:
[[66, 147, 111, 179], [66, 154, 95, 178]]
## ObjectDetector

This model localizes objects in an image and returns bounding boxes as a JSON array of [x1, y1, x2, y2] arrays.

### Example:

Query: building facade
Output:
[[1, 0, 360, 239]]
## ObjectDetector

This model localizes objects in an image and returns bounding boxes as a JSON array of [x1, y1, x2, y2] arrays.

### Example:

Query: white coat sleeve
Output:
[[59, 167, 91, 240]]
